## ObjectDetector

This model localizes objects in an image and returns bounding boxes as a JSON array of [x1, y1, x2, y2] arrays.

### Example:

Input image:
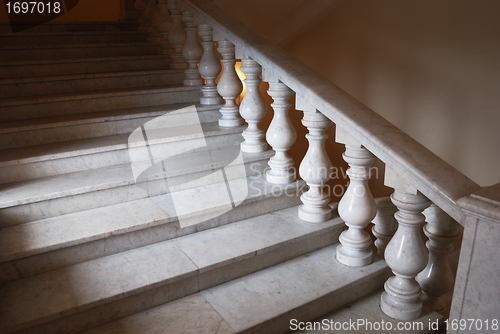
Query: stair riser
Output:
[[0, 44, 159, 61], [8, 222, 337, 334], [0, 156, 264, 225], [0, 58, 171, 79], [0, 72, 185, 99], [0, 89, 202, 121], [0, 33, 147, 46], [0, 108, 221, 150], [1, 191, 304, 285], [0, 132, 243, 184]]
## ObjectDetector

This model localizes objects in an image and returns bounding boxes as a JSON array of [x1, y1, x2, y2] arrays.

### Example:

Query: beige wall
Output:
[[284, 0, 500, 187]]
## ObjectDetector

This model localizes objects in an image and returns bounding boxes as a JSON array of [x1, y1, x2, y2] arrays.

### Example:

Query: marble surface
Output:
[[296, 288, 442, 334], [0, 204, 341, 333], [0, 85, 202, 122], [0, 240, 199, 333], [0, 198, 170, 263], [450, 184, 500, 333], [0, 55, 171, 80], [0, 69, 184, 99], [80, 293, 235, 334], [201, 244, 389, 334]]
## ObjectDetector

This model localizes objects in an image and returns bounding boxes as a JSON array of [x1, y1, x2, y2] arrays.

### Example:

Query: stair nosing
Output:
[[0, 54, 168, 67]]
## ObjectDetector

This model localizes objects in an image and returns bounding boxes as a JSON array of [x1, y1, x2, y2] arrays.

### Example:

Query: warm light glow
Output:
[[235, 61, 246, 105]]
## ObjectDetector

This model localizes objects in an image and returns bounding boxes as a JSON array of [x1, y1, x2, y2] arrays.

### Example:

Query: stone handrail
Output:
[[179, 0, 480, 225]]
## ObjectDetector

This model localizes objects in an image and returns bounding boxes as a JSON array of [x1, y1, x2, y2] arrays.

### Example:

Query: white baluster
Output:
[[182, 11, 203, 86], [144, 0, 160, 42], [335, 128, 377, 266], [381, 167, 431, 321], [372, 197, 398, 258], [152, 0, 173, 55], [263, 70, 296, 184], [135, 0, 149, 31], [167, 0, 187, 69], [198, 24, 222, 105], [416, 204, 460, 315], [239, 53, 267, 153], [216, 37, 243, 127], [296, 96, 332, 223]]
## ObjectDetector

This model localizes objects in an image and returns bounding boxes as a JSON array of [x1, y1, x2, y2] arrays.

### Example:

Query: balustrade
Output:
[[151, 0, 482, 324], [151, 0, 173, 55]]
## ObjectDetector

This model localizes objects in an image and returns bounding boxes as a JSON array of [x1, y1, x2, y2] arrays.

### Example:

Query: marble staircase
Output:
[[0, 20, 393, 334]]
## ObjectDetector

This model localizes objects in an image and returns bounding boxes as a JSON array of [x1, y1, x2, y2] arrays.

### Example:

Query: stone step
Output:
[[0, 85, 203, 122], [0, 204, 340, 334], [0, 176, 305, 284], [0, 42, 159, 61], [0, 69, 186, 99], [0, 31, 148, 45], [0, 55, 172, 79], [0, 103, 222, 150], [0, 122, 245, 183], [77, 244, 388, 334], [292, 288, 442, 334], [0, 133, 275, 225], [0, 22, 139, 33]]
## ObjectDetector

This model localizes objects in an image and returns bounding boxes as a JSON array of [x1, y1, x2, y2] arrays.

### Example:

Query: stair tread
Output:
[[0, 205, 343, 332], [0, 103, 222, 134], [0, 84, 201, 106], [79, 245, 387, 334], [0, 174, 298, 263], [0, 127, 250, 207], [0, 69, 184, 85], [0, 41, 157, 50], [0, 31, 146, 37], [0, 54, 168, 67], [0, 121, 244, 166]]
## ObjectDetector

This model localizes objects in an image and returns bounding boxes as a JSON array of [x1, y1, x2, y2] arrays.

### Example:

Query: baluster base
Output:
[[381, 278, 423, 321], [298, 192, 331, 223], [265, 170, 295, 185], [336, 243, 372, 267]]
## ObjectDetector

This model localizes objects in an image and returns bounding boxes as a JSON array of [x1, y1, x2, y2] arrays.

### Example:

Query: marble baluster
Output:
[[416, 204, 460, 315], [135, 0, 149, 31], [182, 11, 204, 86], [296, 96, 332, 223], [335, 127, 377, 266], [198, 24, 222, 105], [216, 38, 243, 127], [167, 0, 188, 69], [381, 167, 431, 321], [372, 197, 398, 259], [152, 0, 173, 55], [263, 70, 296, 184], [144, 0, 160, 42], [238, 53, 268, 152]]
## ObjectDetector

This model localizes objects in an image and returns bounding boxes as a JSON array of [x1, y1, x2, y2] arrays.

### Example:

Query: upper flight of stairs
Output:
[[0, 22, 398, 334]]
